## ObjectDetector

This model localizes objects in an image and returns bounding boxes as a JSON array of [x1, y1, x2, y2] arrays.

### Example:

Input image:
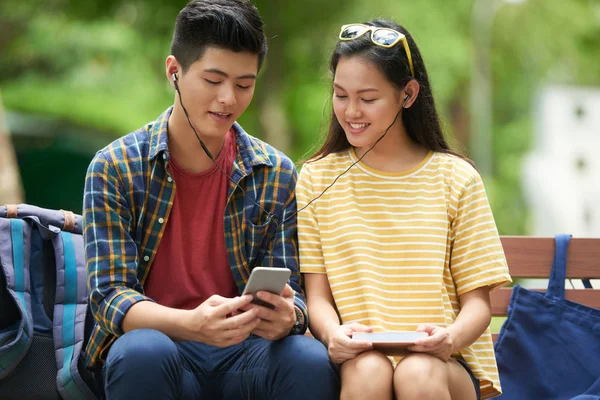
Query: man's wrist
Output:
[[290, 305, 306, 335]]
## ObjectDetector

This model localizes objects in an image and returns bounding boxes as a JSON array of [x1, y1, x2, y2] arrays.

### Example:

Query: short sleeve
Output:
[[450, 174, 512, 296], [296, 163, 326, 274]]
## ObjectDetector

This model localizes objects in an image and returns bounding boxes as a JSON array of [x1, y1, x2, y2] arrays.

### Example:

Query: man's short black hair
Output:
[[170, 0, 268, 72]]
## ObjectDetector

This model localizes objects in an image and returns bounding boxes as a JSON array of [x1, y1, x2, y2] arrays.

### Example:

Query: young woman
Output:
[[297, 20, 511, 400]]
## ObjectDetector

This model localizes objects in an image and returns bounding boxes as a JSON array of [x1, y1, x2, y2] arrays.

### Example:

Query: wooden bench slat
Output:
[[490, 287, 600, 316], [500, 237, 600, 278]]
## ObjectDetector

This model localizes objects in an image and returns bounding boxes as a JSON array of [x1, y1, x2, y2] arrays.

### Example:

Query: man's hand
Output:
[[185, 294, 261, 347], [237, 284, 297, 340]]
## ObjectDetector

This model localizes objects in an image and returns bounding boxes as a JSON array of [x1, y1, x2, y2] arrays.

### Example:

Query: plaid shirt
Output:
[[83, 107, 305, 368]]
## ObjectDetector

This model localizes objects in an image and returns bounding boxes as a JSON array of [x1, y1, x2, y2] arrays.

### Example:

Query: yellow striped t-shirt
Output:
[[297, 149, 511, 399]]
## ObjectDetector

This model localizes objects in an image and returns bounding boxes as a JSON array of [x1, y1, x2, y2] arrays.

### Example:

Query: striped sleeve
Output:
[[83, 151, 152, 337], [449, 173, 511, 296], [297, 163, 326, 274]]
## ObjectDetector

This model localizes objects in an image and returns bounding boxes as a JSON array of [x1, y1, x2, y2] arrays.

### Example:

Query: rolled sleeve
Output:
[[83, 152, 153, 337]]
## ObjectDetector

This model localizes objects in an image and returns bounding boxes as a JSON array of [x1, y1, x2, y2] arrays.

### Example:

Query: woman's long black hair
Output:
[[311, 19, 470, 164]]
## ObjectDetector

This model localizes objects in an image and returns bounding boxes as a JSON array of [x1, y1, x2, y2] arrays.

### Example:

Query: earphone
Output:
[[171, 71, 410, 266], [171, 70, 278, 228]]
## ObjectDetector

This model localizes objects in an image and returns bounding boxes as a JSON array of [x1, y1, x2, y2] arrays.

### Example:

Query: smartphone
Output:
[[242, 267, 291, 309]]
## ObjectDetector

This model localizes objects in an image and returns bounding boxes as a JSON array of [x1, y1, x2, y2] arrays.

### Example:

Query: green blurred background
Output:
[[1, 0, 599, 236]]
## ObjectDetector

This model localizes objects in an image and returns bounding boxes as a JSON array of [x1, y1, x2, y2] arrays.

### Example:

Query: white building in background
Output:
[[523, 85, 600, 238]]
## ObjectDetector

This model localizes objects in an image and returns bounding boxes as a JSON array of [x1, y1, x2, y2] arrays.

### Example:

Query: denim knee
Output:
[[104, 328, 182, 386], [276, 335, 340, 397]]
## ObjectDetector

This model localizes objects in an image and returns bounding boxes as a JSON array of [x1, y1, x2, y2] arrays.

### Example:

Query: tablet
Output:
[[352, 331, 428, 356], [242, 267, 291, 309]]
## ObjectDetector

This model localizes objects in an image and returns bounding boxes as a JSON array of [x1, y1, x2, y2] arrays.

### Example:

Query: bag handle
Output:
[[546, 233, 571, 299]]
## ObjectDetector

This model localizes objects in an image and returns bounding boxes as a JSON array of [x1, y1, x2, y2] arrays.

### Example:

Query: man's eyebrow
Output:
[[204, 68, 257, 80]]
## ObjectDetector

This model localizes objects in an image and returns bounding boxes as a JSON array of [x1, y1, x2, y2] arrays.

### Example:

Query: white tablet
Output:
[[352, 331, 428, 356], [352, 332, 428, 344]]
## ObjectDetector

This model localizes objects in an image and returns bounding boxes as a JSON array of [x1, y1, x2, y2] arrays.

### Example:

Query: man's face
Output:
[[176, 47, 259, 139]]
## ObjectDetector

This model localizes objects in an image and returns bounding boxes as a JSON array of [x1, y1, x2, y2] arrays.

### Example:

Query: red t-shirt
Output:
[[144, 130, 240, 309]]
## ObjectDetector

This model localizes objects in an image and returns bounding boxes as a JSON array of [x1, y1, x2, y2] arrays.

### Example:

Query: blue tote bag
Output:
[[494, 234, 600, 399]]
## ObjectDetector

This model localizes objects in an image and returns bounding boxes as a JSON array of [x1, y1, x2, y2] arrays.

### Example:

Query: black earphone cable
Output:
[[174, 73, 407, 233], [174, 73, 407, 262], [173, 74, 406, 400], [174, 76, 277, 224]]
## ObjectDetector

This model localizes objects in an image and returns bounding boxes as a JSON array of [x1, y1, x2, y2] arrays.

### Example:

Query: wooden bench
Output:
[[490, 236, 600, 342]]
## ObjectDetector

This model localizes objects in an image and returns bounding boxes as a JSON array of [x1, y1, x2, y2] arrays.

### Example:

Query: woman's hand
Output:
[[327, 323, 374, 364], [408, 324, 455, 361]]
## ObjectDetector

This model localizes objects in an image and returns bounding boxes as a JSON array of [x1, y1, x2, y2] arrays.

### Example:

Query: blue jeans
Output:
[[100, 329, 339, 400]]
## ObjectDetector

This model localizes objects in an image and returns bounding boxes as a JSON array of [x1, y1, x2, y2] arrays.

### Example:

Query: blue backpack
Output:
[[0, 204, 98, 400]]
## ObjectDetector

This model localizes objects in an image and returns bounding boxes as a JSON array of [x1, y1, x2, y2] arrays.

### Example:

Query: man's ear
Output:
[[166, 55, 180, 88]]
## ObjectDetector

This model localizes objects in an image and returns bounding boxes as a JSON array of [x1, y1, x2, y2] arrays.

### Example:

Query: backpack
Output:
[[0, 204, 98, 400]]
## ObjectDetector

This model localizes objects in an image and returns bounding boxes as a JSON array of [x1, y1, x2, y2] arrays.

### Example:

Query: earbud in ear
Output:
[[402, 94, 410, 108], [172, 72, 179, 91]]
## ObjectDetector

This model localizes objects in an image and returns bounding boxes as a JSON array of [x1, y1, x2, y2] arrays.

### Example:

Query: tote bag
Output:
[[494, 234, 600, 399]]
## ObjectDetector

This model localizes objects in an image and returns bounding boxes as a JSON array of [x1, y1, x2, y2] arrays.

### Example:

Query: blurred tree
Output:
[[0, 0, 598, 234], [0, 93, 24, 204]]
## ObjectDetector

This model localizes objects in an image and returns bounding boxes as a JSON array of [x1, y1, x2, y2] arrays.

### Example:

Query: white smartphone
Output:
[[242, 267, 291, 309]]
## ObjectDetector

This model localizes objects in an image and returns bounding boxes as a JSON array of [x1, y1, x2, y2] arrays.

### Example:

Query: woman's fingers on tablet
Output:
[[335, 329, 369, 347], [345, 336, 373, 349], [349, 323, 373, 332]]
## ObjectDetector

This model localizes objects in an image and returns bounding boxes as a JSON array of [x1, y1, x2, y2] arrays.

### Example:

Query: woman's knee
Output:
[[393, 353, 450, 399], [340, 351, 393, 400], [342, 350, 393, 379]]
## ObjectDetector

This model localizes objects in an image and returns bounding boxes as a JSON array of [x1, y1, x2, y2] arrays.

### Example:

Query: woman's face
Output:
[[332, 55, 405, 151]]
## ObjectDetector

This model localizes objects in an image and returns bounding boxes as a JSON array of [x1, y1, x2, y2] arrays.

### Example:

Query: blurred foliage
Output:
[[1, 0, 599, 234]]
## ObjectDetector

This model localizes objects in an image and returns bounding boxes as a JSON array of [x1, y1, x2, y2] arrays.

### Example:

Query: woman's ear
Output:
[[402, 80, 421, 108]]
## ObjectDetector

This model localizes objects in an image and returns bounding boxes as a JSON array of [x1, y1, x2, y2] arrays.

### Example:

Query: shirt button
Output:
[[143, 255, 150, 262], [167, 176, 173, 183], [158, 218, 164, 224], [162, 153, 167, 160]]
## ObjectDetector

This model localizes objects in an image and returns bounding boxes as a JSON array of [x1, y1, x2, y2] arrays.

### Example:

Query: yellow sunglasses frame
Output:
[[339, 24, 415, 78]]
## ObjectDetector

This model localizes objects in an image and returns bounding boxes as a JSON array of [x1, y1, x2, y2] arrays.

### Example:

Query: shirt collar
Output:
[[148, 106, 273, 170], [148, 107, 171, 161]]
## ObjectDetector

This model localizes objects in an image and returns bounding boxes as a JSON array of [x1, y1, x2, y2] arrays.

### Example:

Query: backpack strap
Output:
[[52, 230, 97, 400], [0, 218, 34, 379]]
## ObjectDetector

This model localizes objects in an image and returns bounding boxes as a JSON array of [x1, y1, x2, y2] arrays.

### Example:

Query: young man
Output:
[[82, 1, 339, 398]]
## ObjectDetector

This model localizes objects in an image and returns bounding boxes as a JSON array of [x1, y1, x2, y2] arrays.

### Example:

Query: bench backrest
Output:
[[491, 236, 600, 341]]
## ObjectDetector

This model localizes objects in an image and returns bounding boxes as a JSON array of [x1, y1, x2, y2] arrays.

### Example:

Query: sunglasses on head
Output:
[[339, 23, 414, 78]]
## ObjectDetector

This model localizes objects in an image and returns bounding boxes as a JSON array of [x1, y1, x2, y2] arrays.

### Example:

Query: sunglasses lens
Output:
[[341, 25, 366, 39], [372, 29, 400, 46]]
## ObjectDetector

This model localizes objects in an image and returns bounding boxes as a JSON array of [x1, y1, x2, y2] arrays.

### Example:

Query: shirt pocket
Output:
[[244, 215, 277, 268]]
